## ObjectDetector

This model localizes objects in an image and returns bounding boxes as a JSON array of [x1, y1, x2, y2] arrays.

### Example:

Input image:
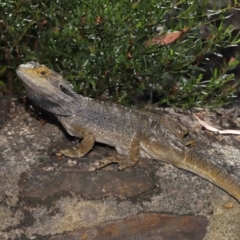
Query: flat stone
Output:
[[49, 213, 208, 240], [19, 159, 156, 200]]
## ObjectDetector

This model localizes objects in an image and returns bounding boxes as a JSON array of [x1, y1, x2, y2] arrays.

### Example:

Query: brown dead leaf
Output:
[[95, 16, 104, 24], [38, 19, 48, 27], [146, 27, 190, 47], [127, 51, 132, 59], [194, 114, 240, 135], [223, 202, 234, 209]]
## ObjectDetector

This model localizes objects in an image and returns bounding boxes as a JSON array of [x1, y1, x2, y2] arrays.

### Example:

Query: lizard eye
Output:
[[40, 71, 46, 76]]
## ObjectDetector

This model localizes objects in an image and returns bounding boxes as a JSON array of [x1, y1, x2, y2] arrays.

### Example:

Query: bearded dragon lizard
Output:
[[16, 61, 240, 202]]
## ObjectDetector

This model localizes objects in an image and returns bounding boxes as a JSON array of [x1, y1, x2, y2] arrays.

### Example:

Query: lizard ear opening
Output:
[[59, 84, 76, 98]]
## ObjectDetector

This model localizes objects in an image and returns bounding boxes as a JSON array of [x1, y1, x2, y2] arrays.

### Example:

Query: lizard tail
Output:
[[141, 139, 240, 201], [182, 149, 240, 202]]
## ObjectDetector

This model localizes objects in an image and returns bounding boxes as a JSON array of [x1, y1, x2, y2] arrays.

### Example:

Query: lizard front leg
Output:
[[97, 132, 141, 170], [56, 123, 95, 158]]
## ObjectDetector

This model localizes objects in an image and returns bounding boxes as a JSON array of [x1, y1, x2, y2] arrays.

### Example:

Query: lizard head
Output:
[[16, 61, 78, 116]]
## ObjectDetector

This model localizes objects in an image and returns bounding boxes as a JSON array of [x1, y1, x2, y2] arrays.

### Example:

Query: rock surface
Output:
[[0, 96, 240, 239]]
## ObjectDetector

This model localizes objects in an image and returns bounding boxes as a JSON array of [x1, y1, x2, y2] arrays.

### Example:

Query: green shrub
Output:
[[0, 0, 239, 107]]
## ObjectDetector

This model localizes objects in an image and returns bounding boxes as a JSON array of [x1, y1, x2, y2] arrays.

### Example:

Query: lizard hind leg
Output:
[[97, 132, 141, 171], [97, 155, 132, 171]]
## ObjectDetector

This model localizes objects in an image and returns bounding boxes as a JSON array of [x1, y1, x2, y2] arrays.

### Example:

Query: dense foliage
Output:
[[1, 0, 240, 108]]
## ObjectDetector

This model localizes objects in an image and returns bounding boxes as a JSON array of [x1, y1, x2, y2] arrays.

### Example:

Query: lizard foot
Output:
[[56, 147, 85, 158], [97, 155, 130, 171]]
